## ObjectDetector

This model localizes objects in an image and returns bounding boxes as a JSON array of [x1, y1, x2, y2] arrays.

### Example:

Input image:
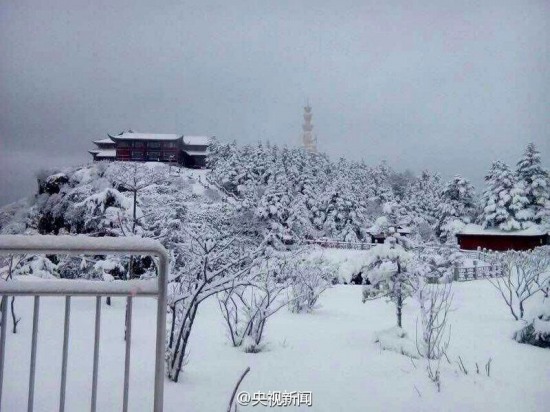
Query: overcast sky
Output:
[[1, 0, 549, 205]]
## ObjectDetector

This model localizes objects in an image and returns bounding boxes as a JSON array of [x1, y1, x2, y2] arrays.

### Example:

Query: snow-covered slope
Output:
[[1, 282, 548, 411]]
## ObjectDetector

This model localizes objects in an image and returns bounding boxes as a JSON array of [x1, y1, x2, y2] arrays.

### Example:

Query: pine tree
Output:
[[516, 143, 550, 224], [435, 175, 477, 243], [480, 161, 529, 231], [404, 170, 444, 227], [318, 176, 368, 241]]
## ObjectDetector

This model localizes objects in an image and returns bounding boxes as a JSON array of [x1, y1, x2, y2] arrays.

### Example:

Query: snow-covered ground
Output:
[[2, 281, 548, 411]]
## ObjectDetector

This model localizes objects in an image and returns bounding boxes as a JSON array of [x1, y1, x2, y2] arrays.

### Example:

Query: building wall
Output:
[[181, 152, 206, 168], [457, 234, 548, 251], [115, 140, 181, 163]]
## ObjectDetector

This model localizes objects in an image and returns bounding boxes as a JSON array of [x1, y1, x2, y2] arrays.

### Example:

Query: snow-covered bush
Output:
[[489, 250, 550, 320], [513, 297, 550, 348], [14, 256, 58, 279], [362, 237, 416, 328], [373, 326, 418, 358], [287, 256, 333, 313], [414, 281, 453, 360], [74, 188, 138, 236], [415, 248, 463, 284], [218, 252, 292, 353], [166, 224, 262, 381]]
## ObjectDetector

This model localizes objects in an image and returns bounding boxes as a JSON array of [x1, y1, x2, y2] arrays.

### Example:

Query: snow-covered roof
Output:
[[89, 150, 116, 158], [459, 224, 547, 237], [183, 135, 211, 146], [365, 225, 411, 235], [110, 132, 182, 141], [183, 150, 208, 156], [93, 138, 116, 145]]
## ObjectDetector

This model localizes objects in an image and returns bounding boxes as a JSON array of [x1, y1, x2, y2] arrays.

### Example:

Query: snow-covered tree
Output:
[[165, 221, 263, 382], [218, 251, 293, 353], [287, 256, 334, 313], [362, 236, 416, 328], [513, 297, 550, 348], [435, 175, 477, 243], [516, 143, 550, 224], [317, 176, 368, 242], [480, 160, 530, 231], [414, 280, 453, 360], [489, 250, 550, 320]]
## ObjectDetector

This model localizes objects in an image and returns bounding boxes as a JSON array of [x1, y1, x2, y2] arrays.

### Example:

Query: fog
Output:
[[1, 0, 549, 205]]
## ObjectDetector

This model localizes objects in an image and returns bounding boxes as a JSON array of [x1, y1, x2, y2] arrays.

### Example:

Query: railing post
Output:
[[90, 296, 101, 412], [453, 262, 459, 282], [0, 295, 8, 408], [59, 296, 71, 412], [0, 235, 169, 412], [153, 251, 168, 412], [122, 297, 133, 412], [28, 296, 40, 412]]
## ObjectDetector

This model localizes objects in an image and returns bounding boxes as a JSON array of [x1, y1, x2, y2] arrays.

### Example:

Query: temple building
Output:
[[456, 224, 549, 251], [89, 131, 211, 168], [88, 138, 116, 161]]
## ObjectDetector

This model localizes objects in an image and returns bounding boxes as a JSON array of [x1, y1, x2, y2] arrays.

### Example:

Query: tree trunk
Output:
[[132, 190, 137, 234], [169, 303, 199, 382], [396, 260, 403, 328], [519, 300, 524, 320], [397, 290, 403, 328], [10, 297, 19, 334]]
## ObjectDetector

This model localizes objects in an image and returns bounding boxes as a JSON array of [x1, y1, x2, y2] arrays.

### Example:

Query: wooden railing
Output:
[[302, 239, 377, 250], [453, 260, 502, 282], [302, 238, 504, 283]]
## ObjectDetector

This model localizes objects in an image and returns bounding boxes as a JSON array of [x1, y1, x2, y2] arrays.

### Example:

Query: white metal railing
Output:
[[0, 235, 168, 412]]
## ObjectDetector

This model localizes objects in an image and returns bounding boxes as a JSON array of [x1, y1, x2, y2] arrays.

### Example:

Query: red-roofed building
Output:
[[456, 224, 549, 251], [89, 131, 211, 168]]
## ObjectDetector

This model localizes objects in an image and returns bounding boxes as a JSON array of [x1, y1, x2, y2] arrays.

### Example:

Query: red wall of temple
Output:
[[456, 234, 548, 251]]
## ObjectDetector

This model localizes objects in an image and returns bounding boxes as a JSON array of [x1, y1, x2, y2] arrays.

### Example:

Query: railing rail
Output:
[[453, 262, 503, 282], [302, 239, 377, 250], [0, 235, 168, 412]]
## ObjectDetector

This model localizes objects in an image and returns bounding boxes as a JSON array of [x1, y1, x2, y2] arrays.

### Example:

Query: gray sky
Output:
[[1, 0, 549, 205]]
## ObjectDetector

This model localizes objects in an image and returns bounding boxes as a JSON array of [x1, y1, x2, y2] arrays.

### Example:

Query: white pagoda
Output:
[[301, 104, 317, 153]]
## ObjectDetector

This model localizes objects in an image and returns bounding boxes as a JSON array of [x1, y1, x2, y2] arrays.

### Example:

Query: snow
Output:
[[93, 138, 116, 145], [1, 282, 548, 411], [460, 224, 547, 236], [307, 246, 369, 283], [90, 149, 116, 158], [373, 326, 418, 358], [183, 136, 211, 146], [0, 234, 168, 257], [0, 276, 158, 295], [183, 150, 208, 156], [112, 132, 182, 141]]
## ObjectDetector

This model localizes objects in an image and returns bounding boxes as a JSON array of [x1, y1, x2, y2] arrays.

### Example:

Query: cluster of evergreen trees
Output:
[[479, 143, 550, 231], [208, 141, 444, 244], [1, 140, 547, 251], [208, 140, 549, 245]]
